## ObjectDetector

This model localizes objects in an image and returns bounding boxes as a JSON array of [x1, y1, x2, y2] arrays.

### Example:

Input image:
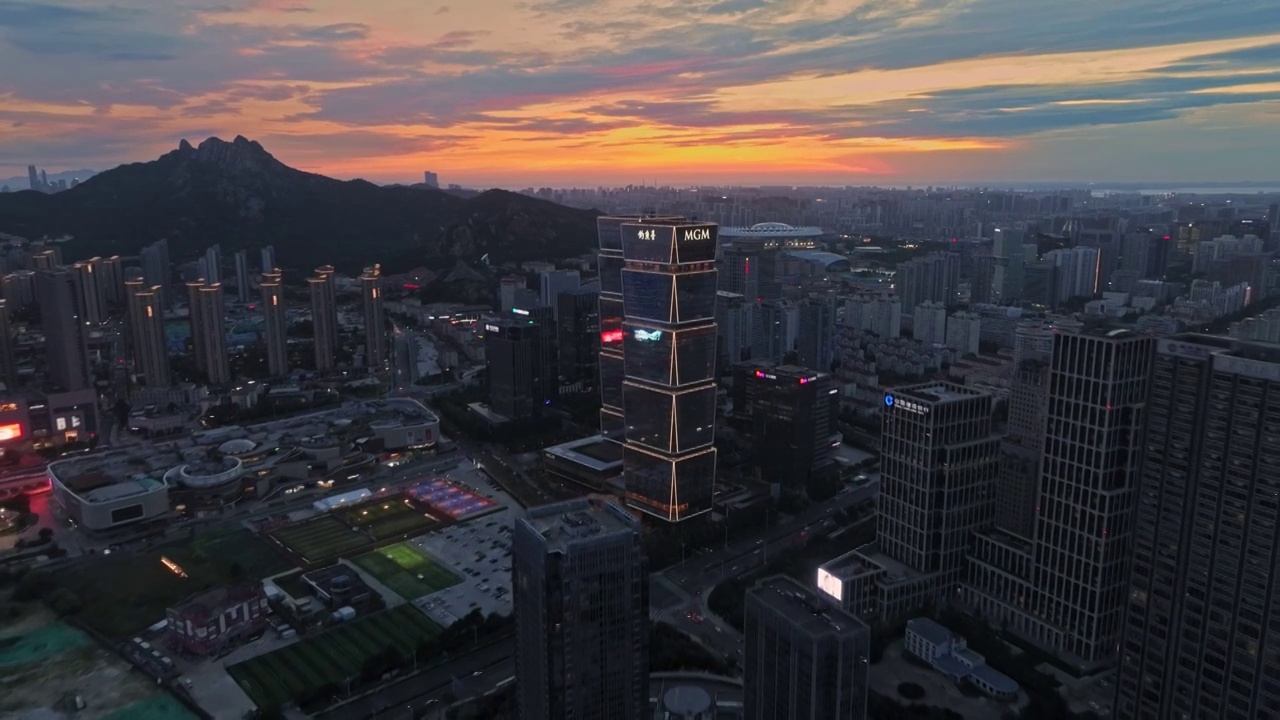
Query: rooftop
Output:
[[749, 575, 867, 638], [896, 382, 986, 404], [523, 497, 638, 552], [720, 223, 824, 237], [820, 548, 885, 580]]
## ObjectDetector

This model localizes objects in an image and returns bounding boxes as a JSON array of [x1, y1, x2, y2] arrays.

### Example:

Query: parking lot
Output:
[[409, 508, 515, 627]]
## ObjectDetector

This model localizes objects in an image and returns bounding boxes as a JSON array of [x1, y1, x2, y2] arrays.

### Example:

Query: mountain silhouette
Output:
[[0, 136, 599, 273]]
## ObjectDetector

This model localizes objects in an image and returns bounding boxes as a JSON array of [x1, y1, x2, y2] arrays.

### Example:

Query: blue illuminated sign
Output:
[[884, 394, 895, 407]]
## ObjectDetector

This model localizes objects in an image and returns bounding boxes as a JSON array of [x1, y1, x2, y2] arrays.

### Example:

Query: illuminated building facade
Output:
[[361, 264, 386, 368], [595, 215, 683, 443], [125, 278, 170, 387], [260, 269, 289, 377], [619, 219, 719, 522]]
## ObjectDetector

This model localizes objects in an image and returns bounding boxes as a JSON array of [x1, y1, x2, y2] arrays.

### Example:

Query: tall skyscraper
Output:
[[3, 271, 36, 309], [308, 266, 338, 371], [596, 215, 684, 443], [744, 575, 870, 720], [538, 269, 580, 319], [186, 279, 229, 384], [203, 245, 222, 284], [35, 269, 91, 391], [897, 252, 960, 315], [234, 250, 251, 304], [871, 384, 998, 613], [715, 290, 752, 374], [125, 279, 170, 387], [1116, 336, 1280, 719], [514, 497, 648, 720], [70, 259, 105, 326], [967, 330, 1154, 669], [100, 256, 124, 305], [992, 358, 1048, 538], [556, 287, 600, 383], [796, 297, 836, 372], [360, 265, 386, 368], [991, 227, 1026, 302], [260, 269, 289, 377], [619, 219, 718, 522], [259, 246, 275, 273], [31, 249, 57, 271], [140, 239, 171, 306], [27, 165, 40, 192]]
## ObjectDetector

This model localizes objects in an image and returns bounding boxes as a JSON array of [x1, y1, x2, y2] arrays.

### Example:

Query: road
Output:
[[317, 641, 514, 720], [651, 478, 881, 663]]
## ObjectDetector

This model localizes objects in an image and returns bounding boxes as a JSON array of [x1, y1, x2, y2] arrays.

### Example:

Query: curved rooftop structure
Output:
[[783, 250, 851, 271], [164, 455, 243, 489], [218, 438, 257, 455], [719, 222, 824, 238]]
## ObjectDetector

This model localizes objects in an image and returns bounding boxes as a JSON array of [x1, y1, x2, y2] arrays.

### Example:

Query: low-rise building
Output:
[[904, 618, 1019, 700], [166, 585, 270, 657]]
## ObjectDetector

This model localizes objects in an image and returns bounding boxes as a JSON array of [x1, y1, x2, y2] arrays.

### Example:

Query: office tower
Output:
[[538, 269, 580, 318], [897, 252, 960, 314], [31, 249, 57, 271], [234, 250, 250, 304], [991, 227, 1026, 301], [796, 297, 835, 372], [1022, 260, 1058, 307], [3, 271, 36, 309], [556, 287, 599, 383], [308, 265, 337, 371], [0, 299, 15, 388], [619, 219, 718, 522], [259, 246, 275, 273], [499, 275, 524, 314], [485, 317, 544, 420], [944, 311, 981, 356], [125, 279, 170, 387], [513, 497, 648, 720], [518, 305, 557, 405], [970, 256, 994, 305], [69, 259, 105, 325], [186, 279, 229, 384], [732, 363, 840, 487], [35, 269, 92, 391], [141, 239, 171, 306], [260, 269, 288, 377], [993, 359, 1048, 538], [912, 301, 947, 345], [596, 215, 684, 443], [858, 383, 998, 618], [100, 256, 124, 305], [744, 575, 870, 720], [422, 171, 439, 188], [1115, 336, 1280, 719], [718, 224, 821, 303], [720, 245, 761, 302], [27, 165, 39, 192], [203, 245, 221, 284], [1044, 247, 1100, 304], [715, 291, 752, 374], [360, 265, 386, 368]]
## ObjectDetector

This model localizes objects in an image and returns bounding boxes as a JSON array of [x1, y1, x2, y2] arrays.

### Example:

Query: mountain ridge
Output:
[[0, 137, 600, 274]]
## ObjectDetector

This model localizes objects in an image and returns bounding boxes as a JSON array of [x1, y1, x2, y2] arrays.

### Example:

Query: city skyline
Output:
[[1, 1, 1278, 186]]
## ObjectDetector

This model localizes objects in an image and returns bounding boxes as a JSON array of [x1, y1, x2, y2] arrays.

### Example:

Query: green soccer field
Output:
[[337, 498, 439, 541], [270, 516, 370, 564], [227, 605, 441, 712], [351, 543, 462, 600]]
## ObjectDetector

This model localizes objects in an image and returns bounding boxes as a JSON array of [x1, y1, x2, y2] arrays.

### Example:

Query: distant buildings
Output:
[[898, 252, 960, 315], [744, 575, 870, 720], [422, 171, 439, 188], [308, 266, 338, 371], [538, 269, 580, 319], [36, 268, 92, 392], [514, 498, 648, 720]]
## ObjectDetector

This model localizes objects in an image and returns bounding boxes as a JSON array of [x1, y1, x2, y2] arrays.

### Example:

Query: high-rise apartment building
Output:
[[851, 383, 998, 620], [619, 219, 719, 522], [140, 239, 171, 306], [796, 297, 836, 372], [3, 270, 36, 309], [991, 227, 1026, 302], [308, 266, 338, 371], [744, 575, 870, 720], [538, 269, 580, 319], [203, 245, 222, 284], [596, 215, 684, 443], [0, 299, 16, 388], [967, 330, 1154, 669], [1116, 335, 1280, 719], [912, 301, 947, 345], [125, 278, 170, 387], [260, 269, 289, 377], [715, 291, 752, 374], [259, 246, 275, 274], [897, 252, 960, 314], [36, 269, 92, 392], [513, 497, 648, 720], [186, 279, 229, 384], [732, 363, 840, 487], [234, 250, 251, 304], [1045, 247, 1101, 304], [100, 256, 124, 305], [360, 265, 386, 368], [753, 300, 798, 364], [70, 258, 105, 325], [944, 311, 981, 356], [31, 249, 57, 271]]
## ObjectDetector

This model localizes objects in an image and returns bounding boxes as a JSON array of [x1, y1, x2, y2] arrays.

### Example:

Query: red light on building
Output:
[[755, 370, 766, 378], [248, 304, 255, 310], [601, 330, 624, 343], [951, 237, 957, 243], [403, 283, 420, 290], [0, 423, 22, 441], [1163, 235, 1171, 241]]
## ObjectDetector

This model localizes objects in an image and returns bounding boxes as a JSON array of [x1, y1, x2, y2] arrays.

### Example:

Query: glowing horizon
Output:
[[2, 0, 1279, 187]]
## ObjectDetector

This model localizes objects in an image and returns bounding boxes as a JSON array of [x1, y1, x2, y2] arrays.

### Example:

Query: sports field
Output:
[[351, 543, 462, 600], [269, 516, 368, 564], [227, 605, 440, 711], [337, 498, 439, 541]]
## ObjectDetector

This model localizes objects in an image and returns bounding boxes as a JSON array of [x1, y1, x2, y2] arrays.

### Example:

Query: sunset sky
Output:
[[2, 0, 1279, 186]]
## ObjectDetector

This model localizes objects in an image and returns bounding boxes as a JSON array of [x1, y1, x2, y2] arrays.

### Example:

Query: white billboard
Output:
[[816, 568, 843, 602]]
